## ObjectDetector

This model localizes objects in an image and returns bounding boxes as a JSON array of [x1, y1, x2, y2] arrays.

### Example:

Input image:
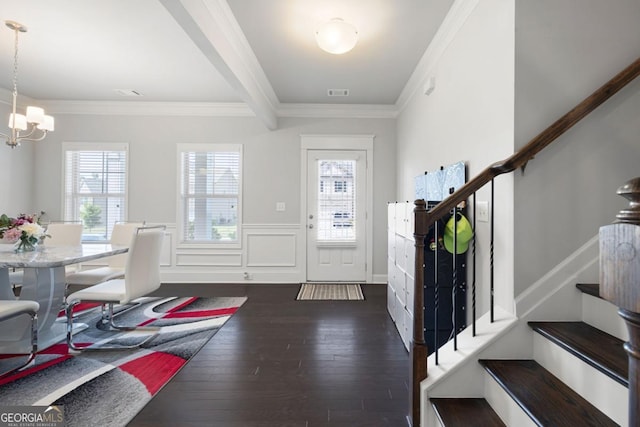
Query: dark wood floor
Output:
[[127, 283, 410, 427]]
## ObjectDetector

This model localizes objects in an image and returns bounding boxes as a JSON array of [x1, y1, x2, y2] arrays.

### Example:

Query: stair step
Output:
[[479, 359, 617, 426], [431, 398, 506, 427], [528, 321, 628, 387], [576, 283, 600, 298]]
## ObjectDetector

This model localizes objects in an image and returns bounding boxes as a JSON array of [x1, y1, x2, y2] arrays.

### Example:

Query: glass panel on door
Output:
[[316, 159, 356, 241]]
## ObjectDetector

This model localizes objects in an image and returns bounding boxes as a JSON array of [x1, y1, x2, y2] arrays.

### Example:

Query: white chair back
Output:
[[44, 223, 83, 246], [123, 226, 165, 302], [107, 222, 144, 268]]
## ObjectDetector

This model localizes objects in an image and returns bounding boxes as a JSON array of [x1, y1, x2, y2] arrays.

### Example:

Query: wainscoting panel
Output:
[[72, 218, 387, 284], [175, 252, 242, 267], [160, 229, 172, 267], [246, 232, 297, 267], [77, 224, 307, 283], [162, 223, 304, 283]]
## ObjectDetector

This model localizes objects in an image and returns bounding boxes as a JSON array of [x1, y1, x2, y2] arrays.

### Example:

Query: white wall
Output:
[[0, 102, 37, 215], [396, 0, 515, 313], [29, 112, 396, 282], [396, 0, 640, 312], [513, 0, 640, 294]]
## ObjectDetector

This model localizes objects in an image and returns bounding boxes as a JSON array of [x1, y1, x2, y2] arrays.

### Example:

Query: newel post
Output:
[[599, 177, 640, 426], [410, 200, 428, 427]]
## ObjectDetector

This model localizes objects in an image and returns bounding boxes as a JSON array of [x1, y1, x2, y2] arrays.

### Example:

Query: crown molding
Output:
[[1, 89, 397, 120], [0, 87, 256, 117], [277, 103, 398, 119], [395, 0, 480, 112], [37, 100, 255, 117]]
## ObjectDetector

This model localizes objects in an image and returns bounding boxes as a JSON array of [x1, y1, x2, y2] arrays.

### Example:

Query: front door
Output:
[[306, 150, 366, 282]]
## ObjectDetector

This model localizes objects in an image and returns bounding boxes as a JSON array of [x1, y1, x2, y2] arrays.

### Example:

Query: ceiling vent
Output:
[[114, 89, 143, 97], [327, 89, 349, 97]]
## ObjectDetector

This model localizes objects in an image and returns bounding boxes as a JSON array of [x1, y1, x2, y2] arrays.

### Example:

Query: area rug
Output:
[[296, 283, 364, 300], [0, 296, 246, 427]]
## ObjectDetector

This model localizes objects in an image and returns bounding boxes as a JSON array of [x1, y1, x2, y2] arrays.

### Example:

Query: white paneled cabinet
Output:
[[387, 201, 415, 351]]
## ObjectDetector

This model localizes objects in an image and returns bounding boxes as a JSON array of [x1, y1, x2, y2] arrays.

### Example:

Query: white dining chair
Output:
[[65, 225, 165, 351], [43, 222, 84, 247], [0, 299, 39, 378], [45, 222, 84, 275], [65, 222, 144, 290]]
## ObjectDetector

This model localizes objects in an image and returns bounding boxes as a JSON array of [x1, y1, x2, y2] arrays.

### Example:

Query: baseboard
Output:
[[372, 273, 387, 284]]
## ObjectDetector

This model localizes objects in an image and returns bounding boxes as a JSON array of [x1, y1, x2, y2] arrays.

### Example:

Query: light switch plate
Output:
[[477, 201, 489, 222], [276, 202, 286, 212]]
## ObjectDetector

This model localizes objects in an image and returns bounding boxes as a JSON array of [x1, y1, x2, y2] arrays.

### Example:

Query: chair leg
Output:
[[66, 301, 159, 351], [66, 300, 84, 351], [0, 312, 38, 378], [95, 301, 142, 331]]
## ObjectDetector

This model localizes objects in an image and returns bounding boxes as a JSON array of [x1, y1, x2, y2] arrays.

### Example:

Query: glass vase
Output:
[[14, 239, 37, 253]]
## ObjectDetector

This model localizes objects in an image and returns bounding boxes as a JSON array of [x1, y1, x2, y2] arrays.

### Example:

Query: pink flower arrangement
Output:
[[2, 226, 23, 242], [0, 213, 48, 251]]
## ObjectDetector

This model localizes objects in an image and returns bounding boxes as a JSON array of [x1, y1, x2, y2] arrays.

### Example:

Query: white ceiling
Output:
[[0, 0, 454, 127]]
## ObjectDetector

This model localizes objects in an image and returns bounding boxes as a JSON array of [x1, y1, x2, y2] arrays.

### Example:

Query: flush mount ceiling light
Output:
[[315, 18, 358, 55], [1, 20, 54, 149]]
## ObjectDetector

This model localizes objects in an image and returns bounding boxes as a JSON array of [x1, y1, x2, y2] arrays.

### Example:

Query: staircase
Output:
[[429, 284, 629, 426], [408, 57, 640, 426]]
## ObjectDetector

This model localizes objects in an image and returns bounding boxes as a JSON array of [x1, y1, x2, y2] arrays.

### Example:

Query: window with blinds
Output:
[[179, 144, 241, 243], [63, 143, 128, 242]]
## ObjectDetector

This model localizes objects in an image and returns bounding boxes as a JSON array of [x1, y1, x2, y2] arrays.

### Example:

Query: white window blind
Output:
[[63, 145, 128, 241], [316, 159, 356, 241], [179, 145, 241, 243]]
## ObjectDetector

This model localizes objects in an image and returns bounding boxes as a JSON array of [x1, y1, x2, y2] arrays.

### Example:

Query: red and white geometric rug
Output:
[[0, 296, 246, 427]]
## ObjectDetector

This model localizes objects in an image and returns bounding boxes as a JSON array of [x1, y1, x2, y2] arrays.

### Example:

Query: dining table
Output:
[[0, 243, 128, 353]]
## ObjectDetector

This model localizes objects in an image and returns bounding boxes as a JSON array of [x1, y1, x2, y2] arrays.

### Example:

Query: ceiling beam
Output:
[[160, 0, 279, 130]]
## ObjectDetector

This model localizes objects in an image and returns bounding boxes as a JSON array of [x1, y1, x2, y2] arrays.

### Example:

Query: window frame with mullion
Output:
[[62, 142, 129, 243], [177, 143, 242, 249]]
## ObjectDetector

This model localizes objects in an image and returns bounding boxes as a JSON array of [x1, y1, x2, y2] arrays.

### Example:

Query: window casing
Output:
[[178, 144, 242, 245], [63, 143, 128, 242]]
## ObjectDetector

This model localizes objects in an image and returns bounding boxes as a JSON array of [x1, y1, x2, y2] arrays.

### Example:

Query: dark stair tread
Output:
[[479, 359, 618, 427], [576, 283, 600, 298], [431, 398, 506, 427], [528, 321, 628, 387]]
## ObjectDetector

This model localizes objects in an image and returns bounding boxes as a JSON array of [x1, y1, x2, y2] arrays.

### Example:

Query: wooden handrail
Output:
[[422, 56, 640, 227], [410, 56, 640, 427]]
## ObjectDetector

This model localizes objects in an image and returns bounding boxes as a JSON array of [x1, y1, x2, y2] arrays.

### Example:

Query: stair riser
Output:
[[483, 370, 537, 427], [533, 333, 628, 426], [582, 293, 628, 341]]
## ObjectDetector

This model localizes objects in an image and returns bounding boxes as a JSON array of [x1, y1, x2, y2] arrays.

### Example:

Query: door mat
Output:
[[296, 283, 364, 301]]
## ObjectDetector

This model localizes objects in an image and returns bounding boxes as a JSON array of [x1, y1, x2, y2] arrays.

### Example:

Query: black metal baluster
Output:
[[452, 207, 457, 351], [434, 220, 439, 365], [490, 179, 495, 323], [472, 192, 477, 336]]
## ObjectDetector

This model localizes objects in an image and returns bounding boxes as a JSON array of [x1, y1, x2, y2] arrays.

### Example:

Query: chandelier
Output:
[[1, 20, 54, 149]]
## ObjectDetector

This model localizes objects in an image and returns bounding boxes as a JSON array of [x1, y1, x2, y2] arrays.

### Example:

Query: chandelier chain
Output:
[[2, 20, 54, 148], [13, 28, 19, 96], [11, 25, 19, 98]]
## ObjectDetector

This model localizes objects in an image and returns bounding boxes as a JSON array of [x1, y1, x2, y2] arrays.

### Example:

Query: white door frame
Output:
[[300, 134, 374, 283]]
